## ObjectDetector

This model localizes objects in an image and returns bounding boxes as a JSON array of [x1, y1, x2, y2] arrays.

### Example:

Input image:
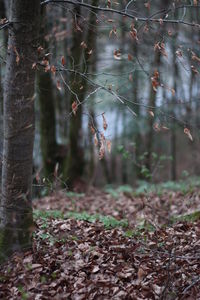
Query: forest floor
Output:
[[1, 183, 200, 299]]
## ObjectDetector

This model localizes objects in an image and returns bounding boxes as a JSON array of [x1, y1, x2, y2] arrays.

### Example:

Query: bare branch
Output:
[[41, 0, 200, 27]]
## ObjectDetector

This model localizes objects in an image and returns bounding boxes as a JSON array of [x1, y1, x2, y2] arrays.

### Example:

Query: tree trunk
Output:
[[38, 71, 58, 178], [3, 0, 10, 18], [0, 0, 40, 262], [64, 2, 97, 187], [37, 7, 58, 178], [171, 36, 178, 181], [145, 51, 161, 174]]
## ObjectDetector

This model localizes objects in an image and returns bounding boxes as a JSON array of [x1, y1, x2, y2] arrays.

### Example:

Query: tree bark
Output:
[[0, 0, 40, 262], [171, 35, 178, 181], [37, 7, 58, 178], [145, 51, 161, 174], [64, 2, 97, 187], [38, 71, 58, 178]]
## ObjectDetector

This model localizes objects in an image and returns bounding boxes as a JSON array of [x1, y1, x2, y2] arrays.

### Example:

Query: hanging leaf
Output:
[[90, 125, 95, 135], [51, 65, 56, 76], [88, 49, 93, 55], [61, 56, 66, 66], [128, 53, 133, 61], [102, 113, 108, 130], [109, 26, 117, 38], [114, 49, 121, 60], [144, 1, 150, 10], [56, 80, 62, 91], [191, 51, 200, 63], [80, 41, 87, 49], [176, 49, 183, 57], [191, 65, 199, 75], [129, 23, 138, 41], [153, 123, 160, 132], [149, 111, 154, 118], [154, 42, 168, 57], [32, 62, 37, 69], [162, 126, 170, 131], [184, 128, 193, 141], [107, 0, 111, 8], [129, 74, 133, 82], [14, 47, 20, 65], [72, 101, 78, 116], [37, 46, 44, 54], [151, 70, 160, 92], [94, 133, 98, 147], [99, 143, 105, 160], [106, 140, 112, 153]]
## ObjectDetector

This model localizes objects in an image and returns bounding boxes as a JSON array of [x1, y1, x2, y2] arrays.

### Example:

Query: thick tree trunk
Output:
[[0, 0, 40, 262]]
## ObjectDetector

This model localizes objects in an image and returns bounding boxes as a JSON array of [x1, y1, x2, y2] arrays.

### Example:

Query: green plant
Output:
[[66, 211, 128, 229]]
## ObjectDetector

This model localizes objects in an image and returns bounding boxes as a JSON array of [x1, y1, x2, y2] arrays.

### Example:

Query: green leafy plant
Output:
[[66, 211, 128, 229]]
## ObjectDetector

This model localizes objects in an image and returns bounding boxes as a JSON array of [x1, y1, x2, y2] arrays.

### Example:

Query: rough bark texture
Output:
[[0, 0, 40, 262]]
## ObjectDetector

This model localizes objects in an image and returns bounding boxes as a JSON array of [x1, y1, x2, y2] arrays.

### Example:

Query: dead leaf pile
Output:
[[0, 188, 200, 299]]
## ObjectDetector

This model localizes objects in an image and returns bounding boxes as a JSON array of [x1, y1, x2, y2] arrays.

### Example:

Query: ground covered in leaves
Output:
[[1, 186, 200, 299]]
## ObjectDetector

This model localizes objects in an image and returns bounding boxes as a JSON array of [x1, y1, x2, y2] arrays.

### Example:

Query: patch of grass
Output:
[[66, 192, 85, 198], [99, 215, 128, 229], [171, 211, 200, 224], [135, 176, 200, 195], [34, 210, 64, 220], [66, 211, 128, 229], [17, 286, 28, 300], [105, 185, 133, 198]]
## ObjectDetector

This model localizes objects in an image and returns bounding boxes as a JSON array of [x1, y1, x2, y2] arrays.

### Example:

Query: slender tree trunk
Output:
[[133, 45, 142, 179], [171, 36, 178, 181], [0, 0, 40, 262], [63, 5, 84, 187], [111, 108, 120, 183], [3, 0, 10, 18], [37, 7, 58, 178], [146, 51, 161, 173], [122, 110, 128, 184], [64, 1, 97, 187], [38, 72, 57, 178]]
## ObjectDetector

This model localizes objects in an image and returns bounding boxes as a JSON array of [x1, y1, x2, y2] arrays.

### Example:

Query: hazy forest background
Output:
[[1, 0, 200, 192], [0, 0, 200, 299]]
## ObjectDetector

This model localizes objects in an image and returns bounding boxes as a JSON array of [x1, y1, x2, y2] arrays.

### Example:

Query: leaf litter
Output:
[[0, 187, 200, 299]]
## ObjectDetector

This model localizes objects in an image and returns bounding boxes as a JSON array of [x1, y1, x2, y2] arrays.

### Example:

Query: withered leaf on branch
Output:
[[102, 113, 108, 130], [114, 49, 121, 60], [184, 128, 193, 141], [106, 140, 112, 153], [99, 142, 105, 160], [149, 110, 154, 118], [72, 101, 78, 116], [61, 56, 66, 66], [94, 133, 98, 147], [90, 125, 96, 135], [56, 80, 62, 91]]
